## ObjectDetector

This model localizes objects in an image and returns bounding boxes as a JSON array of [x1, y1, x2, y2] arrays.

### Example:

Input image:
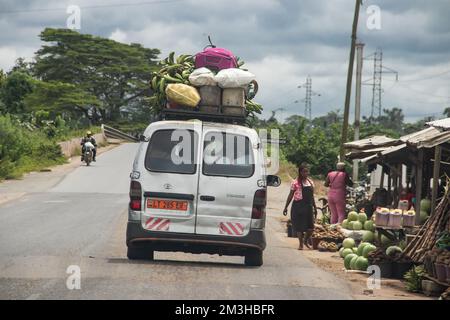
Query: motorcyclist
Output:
[[81, 131, 97, 162]]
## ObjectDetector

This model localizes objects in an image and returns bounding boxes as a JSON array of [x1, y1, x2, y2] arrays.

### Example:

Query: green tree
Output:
[[33, 28, 160, 122], [24, 80, 101, 120], [0, 71, 34, 115], [443, 107, 450, 118], [10, 58, 33, 75], [312, 109, 343, 129]]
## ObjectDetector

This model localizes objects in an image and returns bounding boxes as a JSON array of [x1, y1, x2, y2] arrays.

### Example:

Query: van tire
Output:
[[244, 250, 263, 267], [127, 246, 154, 260]]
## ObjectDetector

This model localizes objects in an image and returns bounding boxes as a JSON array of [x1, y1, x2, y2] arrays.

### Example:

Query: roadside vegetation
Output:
[[255, 108, 442, 180], [0, 28, 160, 181], [0, 28, 446, 182]]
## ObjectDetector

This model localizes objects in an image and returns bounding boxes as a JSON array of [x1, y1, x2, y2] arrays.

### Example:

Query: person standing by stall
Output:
[[283, 163, 317, 250], [325, 162, 353, 224]]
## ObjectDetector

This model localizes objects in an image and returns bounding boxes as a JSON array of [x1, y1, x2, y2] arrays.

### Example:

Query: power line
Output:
[[0, 0, 186, 15], [394, 68, 450, 83], [393, 82, 450, 99]]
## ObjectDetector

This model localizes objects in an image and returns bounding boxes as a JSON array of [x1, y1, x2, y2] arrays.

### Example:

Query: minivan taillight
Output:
[[252, 189, 267, 219], [129, 181, 142, 211]]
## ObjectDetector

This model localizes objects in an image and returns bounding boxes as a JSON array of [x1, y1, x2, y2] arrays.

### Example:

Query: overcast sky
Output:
[[1, 0, 449, 122]]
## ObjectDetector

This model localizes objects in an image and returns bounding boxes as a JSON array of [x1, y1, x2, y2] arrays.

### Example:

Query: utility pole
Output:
[[364, 48, 398, 119], [298, 76, 320, 123], [340, 0, 361, 161], [305, 76, 312, 121], [353, 42, 364, 184], [371, 48, 383, 118]]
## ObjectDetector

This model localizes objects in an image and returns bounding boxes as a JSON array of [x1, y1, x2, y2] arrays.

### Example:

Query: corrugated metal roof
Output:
[[358, 144, 407, 163], [401, 127, 450, 148], [344, 135, 398, 150], [426, 118, 450, 131]]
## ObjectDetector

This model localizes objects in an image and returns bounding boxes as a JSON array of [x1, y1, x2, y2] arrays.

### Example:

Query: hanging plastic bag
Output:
[[165, 84, 201, 108], [188, 67, 218, 87], [215, 68, 256, 88]]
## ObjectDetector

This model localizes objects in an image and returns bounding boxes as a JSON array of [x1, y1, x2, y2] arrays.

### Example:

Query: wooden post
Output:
[[415, 149, 424, 225], [431, 146, 442, 216], [339, 0, 362, 160], [379, 165, 384, 189]]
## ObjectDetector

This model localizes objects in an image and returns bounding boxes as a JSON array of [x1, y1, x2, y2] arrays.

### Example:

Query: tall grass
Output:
[[0, 115, 67, 180]]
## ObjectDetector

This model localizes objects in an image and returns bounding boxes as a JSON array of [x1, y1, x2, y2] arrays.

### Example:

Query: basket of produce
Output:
[[374, 208, 389, 227], [312, 224, 345, 245], [388, 209, 403, 229], [402, 210, 416, 228], [317, 241, 338, 252], [149, 49, 263, 120]]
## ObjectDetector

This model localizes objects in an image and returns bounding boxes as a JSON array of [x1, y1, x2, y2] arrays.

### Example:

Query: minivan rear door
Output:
[[140, 122, 201, 234], [195, 124, 259, 237]]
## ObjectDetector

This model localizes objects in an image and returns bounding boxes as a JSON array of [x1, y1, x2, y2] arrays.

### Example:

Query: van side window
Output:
[[145, 129, 198, 174], [203, 132, 254, 178]]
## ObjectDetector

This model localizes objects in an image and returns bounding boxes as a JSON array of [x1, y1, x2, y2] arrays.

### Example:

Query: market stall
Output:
[[342, 120, 450, 298]]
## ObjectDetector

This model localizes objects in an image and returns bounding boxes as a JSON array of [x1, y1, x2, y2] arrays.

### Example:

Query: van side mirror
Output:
[[267, 175, 281, 187]]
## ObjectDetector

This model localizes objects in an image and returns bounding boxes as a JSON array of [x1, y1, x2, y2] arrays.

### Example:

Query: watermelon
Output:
[[350, 255, 359, 270], [355, 256, 369, 271], [345, 253, 358, 270], [342, 219, 349, 229], [342, 248, 354, 258], [348, 221, 355, 230], [343, 238, 356, 249], [420, 211, 429, 225], [362, 230, 375, 243], [420, 199, 431, 213], [362, 244, 376, 258], [352, 247, 358, 254], [357, 242, 370, 256], [352, 221, 363, 230], [364, 220, 374, 232], [348, 211, 358, 222], [386, 245, 402, 257], [358, 212, 367, 224], [380, 234, 392, 247]]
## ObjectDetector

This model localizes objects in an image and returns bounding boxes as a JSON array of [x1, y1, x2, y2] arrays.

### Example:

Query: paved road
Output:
[[0, 143, 352, 300]]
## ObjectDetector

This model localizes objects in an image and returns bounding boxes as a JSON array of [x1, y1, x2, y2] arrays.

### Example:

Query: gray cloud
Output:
[[0, 0, 449, 121]]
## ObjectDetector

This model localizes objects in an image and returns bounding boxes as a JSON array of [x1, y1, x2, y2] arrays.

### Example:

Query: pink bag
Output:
[[195, 47, 238, 72]]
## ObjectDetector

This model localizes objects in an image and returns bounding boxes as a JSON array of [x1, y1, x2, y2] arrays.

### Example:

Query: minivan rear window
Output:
[[203, 132, 254, 178], [145, 129, 198, 174]]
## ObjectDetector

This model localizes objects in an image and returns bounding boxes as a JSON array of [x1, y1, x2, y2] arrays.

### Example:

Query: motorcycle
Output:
[[82, 141, 95, 166], [346, 181, 370, 213]]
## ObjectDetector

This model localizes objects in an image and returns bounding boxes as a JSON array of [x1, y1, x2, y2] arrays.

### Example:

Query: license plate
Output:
[[146, 199, 188, 211]]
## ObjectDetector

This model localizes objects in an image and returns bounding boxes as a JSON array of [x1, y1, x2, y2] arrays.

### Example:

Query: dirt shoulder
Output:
[[268, 182, 431, 300]]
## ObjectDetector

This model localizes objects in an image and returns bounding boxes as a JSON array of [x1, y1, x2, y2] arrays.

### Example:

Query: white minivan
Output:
[[126, 120, 280, 266]]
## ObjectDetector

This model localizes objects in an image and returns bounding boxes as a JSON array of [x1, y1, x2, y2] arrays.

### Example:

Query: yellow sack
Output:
[[165, 84, 201, 108]]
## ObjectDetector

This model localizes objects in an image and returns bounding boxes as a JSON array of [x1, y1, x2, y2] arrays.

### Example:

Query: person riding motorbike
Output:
[[81, 131, 97, 162]]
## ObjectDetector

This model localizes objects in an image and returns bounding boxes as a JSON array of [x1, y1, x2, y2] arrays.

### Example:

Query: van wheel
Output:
[[127, 246, 154, 260], [245, 250, 263, 267]]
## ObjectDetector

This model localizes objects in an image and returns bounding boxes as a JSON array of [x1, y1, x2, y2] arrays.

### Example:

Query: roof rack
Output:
[[159, 108, 248, 125]]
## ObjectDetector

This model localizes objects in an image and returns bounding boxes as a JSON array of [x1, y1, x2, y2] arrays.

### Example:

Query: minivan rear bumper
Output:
[[126, 221, 266, 256]]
